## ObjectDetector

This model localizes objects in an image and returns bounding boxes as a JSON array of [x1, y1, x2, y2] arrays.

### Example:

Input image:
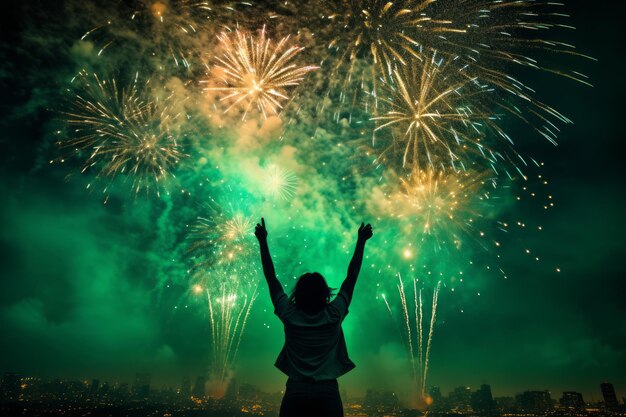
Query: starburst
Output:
[[203, 26, 319, 119]]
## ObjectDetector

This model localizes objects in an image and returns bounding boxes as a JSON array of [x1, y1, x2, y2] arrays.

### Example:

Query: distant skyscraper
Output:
[[239, 383, 259, 401], [89, 379, 100, 395], [0, 373, 20, 401], [449, 386, 472, 410], [99, 382, 110, 395], [517, 390, 553, 413], [133, 373, 151, 399], [471, 384, 495, 413], [429, 386, 442, 404], [180, 376, 191, 397], [364, 388, 399, 412], [225, 378, 238, 400], [560, 392, 585, 410], [117, 382, 129, 396], [494, 396, 516, 412], [192, 376, 206, 399], [601, 382, 619, 410]]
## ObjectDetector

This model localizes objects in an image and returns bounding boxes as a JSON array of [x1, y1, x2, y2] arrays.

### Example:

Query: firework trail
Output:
[[185, 201, 260, 393], [414, 279, 423, 399], [387, 273, 441, 402], [398, 277, 417, 385], [203, 26, 319, 120], [203, 270, 258, 392], [422, 280, 441, 396], [381, 293, 393, 316], [57, 70, 185, 198]]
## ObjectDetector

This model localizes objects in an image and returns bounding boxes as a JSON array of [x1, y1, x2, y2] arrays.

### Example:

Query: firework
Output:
[[186, 202, 259, 394], [371, 53, 510, 173], [80, 1, 202, 69], [384, 273, 441, 403], [440, 0, 594, 151], [446, 1, 594, 86], [203, 26, 319, 120], [186, 201, 257, 270], [262, 164, 298, 200], [380, 168, 494, 252], [57, 70, 185, 197], [79, 1, 257, 70], [193, 269, 258, 394], [317, 0, 591, 155], [319, 0, 465, 111]]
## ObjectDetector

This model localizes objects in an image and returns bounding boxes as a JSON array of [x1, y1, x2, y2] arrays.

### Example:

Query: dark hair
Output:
[[289, 272, 335, 314]]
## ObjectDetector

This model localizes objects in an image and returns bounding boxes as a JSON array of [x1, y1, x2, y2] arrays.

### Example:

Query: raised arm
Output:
[[255, 218, 283, 300], [340, 222, 373, 300]]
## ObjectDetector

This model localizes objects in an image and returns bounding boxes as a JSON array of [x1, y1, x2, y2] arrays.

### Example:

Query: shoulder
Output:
[[273, 291, 293, 319], [328, 289, 351, 320]]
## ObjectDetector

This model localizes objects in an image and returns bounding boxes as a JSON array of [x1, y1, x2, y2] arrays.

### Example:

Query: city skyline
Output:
[[2, 371, 625, 417], [2, 370, 624, 405]]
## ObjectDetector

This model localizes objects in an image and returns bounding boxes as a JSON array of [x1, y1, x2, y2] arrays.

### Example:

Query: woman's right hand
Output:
[[255, 217, 268, 241], [357, 222, 373, 242]]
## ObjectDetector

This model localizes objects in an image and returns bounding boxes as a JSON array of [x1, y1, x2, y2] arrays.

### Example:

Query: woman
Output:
[[254, 218, 373, 417]]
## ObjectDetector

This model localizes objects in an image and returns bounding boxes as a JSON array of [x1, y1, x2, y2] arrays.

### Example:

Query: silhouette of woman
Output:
[[254, 218, 373, 417]]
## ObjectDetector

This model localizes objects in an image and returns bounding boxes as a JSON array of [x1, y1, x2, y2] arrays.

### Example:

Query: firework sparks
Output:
[[79, 1, 255, 69], [375, 168, 494, 253], [192, 269, 257, 393], [325, 0, 462, 73], [187, 202, 257, 270], [186, 202, 259, 393], [316, 0, 592, 157], [384, 273, 441, 403], [371, 53, 509, 173], [262, 164, 298, 200], [203, 26, 319, 120], [319, 0, 465, 111], [57, 70, 185, 197], [432, 0, 594, 153]]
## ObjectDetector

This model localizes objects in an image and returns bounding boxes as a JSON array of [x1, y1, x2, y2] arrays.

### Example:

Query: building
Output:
[[429, 386, 442, 407], [133, 373, 151, 399], [494, 396, 516, 412], [180, 376, 191, 397], [560, 391, 585, 410], [238, 383, 259, 401], [89, 379, 100, 395], [471, 384, 495, 413], [517, 390, 553, 413], [192, 376, 206, 399], [449, 386, 472, 410], [225, 378, 238, 400], [429, 386, 442, 402], [364, 388, 399, 414], [601, 382, 619, 410], [0, 373, 21, 401]]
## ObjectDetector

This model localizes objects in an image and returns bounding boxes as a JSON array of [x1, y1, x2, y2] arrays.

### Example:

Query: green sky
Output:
[[0, 0, 624, 404]]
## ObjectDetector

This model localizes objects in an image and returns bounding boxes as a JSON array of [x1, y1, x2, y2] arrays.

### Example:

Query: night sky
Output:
[[0, 0, 624, 404]]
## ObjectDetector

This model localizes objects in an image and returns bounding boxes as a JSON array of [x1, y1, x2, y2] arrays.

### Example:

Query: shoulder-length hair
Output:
[[289, 272, 336, 314]]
